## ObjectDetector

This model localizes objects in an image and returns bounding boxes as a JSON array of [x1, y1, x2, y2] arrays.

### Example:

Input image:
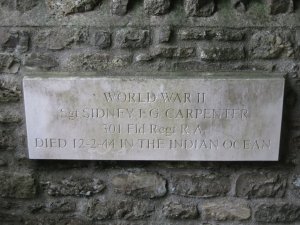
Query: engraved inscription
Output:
[[33, 137, 271, 151], [58, 108, 249, 119], [23, 75, 284, 161]]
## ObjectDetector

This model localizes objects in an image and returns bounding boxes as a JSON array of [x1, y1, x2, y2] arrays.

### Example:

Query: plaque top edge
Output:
[[22, 71, 285, 80]]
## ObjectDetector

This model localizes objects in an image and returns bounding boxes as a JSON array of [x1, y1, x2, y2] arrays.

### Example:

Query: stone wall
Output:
[[0, 0, 300, 224]]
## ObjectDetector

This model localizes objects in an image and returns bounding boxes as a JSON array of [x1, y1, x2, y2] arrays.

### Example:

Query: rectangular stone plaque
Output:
[[23, 73, 284, 161]]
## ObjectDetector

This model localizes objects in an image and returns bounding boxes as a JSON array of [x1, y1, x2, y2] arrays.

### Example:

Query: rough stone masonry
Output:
[[0, 0, 300, 224]]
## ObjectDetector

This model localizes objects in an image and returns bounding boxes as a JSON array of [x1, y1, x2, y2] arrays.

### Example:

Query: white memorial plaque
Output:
[[23, 73, 284, 161]]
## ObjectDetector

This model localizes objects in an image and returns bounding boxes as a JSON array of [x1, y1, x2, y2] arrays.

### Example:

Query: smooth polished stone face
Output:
[[23, 74, 284, 161]]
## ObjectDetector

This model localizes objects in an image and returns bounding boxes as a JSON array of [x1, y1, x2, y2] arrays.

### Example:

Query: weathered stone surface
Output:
[[0, 172, 36, 198], [34, 28, 88, 50], [236, 172, 287, 198], [90, 30, 111, 49], [46, 0, 101, 16], [111, 0, 128, 15], [134, 53, 153, 62], [231, 0, 249, 12], [296, 28, 300, 46], [292, 175, 300, 198], [0, 158, 7, 166], [178, 28, 210, 40], [249, 31, 293, 59], [24, 215, 88, 225], [115, 29, 150, 48], [174, 47, 195, 58], [215, 29, 245, 41], [30, 199, 76, 213], [56, 218, 90, 225], [28, 217, 90, 225], [297, 29, 300, 59], [45, 177, 105, 197], [48, 200, 76, 213], [171, 60, 206, 71], [199, 46, 245, 61], [162, 201, 199, 219], [0, 29, 10, 49], [0, 129, 14, 149], [0, 0, 14, 9], [68, 53, 109, 71], [255, 203, 300, 222], [86, 199, 111, 220], [266, 0, 294, 15], [16, 0, 38, 12], [152, 46, 195, 58], [0, 199, 14, 209], [201, 200, 251, 221], [24, 215, 56, 225], [178, 29, 244, 41], [170, 174, 230, 197], [158, 26, 171, 43], [151, 46, 175, 57], [0, 211, 23, 223], [111, 54, 132, 67], [0, 77, 21, 102], [144, 0, 170, 15], [86, 199, 154, 220], [24, 53, 59, 70], [48, 29, 87, 50], [1, 31, 19, 52], [0, 109, 22, 123], [28, 203, 44, 213], [0, 0, 299, 224], [33, 30, 49, 49], [0, 54, 20, 73], [184, 0, 216, 17], [18, 31, 30, 53], [112, 172, 167, 199]]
